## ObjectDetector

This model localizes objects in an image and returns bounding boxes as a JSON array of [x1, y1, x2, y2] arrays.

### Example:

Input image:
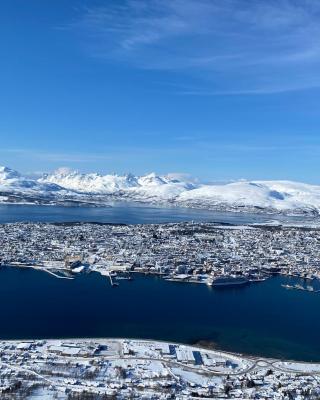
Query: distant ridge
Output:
[[1, 165, 320, 215]]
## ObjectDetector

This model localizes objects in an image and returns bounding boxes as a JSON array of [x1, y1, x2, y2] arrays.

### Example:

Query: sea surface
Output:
[[0, 267, 319, 362], [0, 203, 319, 362], [0, 203, 315, 225]]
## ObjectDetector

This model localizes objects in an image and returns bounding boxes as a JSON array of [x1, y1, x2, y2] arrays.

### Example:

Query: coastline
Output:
[[1, 337, 319, 398]]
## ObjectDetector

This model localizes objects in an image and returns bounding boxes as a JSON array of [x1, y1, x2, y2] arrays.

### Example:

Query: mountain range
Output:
[[1, 165, 320, 215]]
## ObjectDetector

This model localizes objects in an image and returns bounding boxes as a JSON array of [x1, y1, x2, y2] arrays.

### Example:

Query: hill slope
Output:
[[1, 165, 320, 214]]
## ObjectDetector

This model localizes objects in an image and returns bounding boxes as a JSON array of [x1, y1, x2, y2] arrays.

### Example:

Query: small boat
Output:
[[294, 284, 304, 290], [281, 284, 294, 290], [250, 276, 267, 283], [115, 273, 133, 280]]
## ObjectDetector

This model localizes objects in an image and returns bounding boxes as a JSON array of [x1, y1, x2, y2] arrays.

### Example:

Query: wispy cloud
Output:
[[0, 148, 113, 163], [65, 0, 320, 94]]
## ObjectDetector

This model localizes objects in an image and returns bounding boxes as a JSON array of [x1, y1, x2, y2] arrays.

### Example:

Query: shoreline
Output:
[[1, 336, 320, 370], [1, 199, 320, 219], [0, 266, 319, 363], [2, 337, 319, 398]]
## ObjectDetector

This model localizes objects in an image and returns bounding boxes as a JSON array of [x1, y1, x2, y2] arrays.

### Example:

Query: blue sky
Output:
[[1, 0, 320, 182]]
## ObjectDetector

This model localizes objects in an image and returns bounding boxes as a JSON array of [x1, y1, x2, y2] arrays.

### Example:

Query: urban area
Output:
[[0, 221, 320, 291], [1, 222, 320, 398], [0, 338, 320, 399]]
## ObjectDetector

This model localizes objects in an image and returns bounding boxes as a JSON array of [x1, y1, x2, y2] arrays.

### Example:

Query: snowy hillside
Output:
[[176, 181, 320, 213], [0, 166, 61, 193], [0, 166, 77, 205], [1, 165, 320, 214]]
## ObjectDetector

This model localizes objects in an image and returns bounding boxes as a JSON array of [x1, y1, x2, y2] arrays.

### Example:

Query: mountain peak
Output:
[[0, 166, 21, 181], [52, 167, 79, 177], [138, 173, 166, 186], [1, 165, 320, 214]]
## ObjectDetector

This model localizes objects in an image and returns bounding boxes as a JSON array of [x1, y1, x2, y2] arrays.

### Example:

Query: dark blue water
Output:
[[1, 267, 319, 362], [0, 203, 312, 224], [0, 204, 318, 361]]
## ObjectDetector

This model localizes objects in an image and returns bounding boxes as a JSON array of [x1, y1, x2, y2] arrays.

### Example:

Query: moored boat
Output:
[[208, 275, 249, 287]]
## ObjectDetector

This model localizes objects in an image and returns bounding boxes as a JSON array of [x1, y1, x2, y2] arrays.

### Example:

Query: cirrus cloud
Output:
[[65, 0, 320, 94]]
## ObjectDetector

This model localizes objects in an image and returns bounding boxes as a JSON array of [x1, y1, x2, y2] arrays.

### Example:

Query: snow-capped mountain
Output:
[[0, 166, 78, 205], [176, 180, 320, 213], [0, 166, 20, 182], [1, 164, 320, 214], [40, 168, 139, 194], [39, 169, 195, 201], [137, 172, 166, 187], [0, 166, 61, 192]]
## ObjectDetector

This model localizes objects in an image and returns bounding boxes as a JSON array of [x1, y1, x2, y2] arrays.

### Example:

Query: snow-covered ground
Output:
[[2, 165, 320, 214], [177, 180, 320, 212], [0, 166, 62, 194], [0, 338, 319, 399]]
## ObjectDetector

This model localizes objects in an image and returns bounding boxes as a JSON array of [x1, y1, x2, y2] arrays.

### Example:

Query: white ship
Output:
[[207, 275, 249, 287]]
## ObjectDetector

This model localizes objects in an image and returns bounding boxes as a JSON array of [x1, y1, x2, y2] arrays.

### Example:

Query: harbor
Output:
[[0, 266, 320, 362], [2, 220, 320, 294], [1, 220, 320, 361]]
